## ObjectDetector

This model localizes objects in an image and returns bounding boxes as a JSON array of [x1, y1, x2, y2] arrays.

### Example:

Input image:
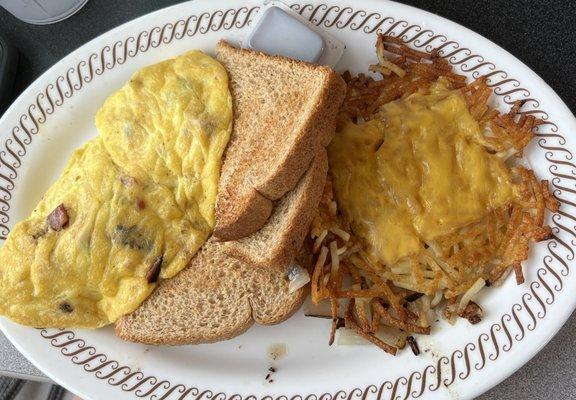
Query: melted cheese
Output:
[[329, 82, 516, 265]]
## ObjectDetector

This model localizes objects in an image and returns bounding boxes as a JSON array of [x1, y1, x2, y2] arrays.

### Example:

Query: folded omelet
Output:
[[0, 51, 232, 328]]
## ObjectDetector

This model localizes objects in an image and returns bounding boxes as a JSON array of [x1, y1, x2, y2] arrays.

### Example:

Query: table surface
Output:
[[0, 0, 575, 399]]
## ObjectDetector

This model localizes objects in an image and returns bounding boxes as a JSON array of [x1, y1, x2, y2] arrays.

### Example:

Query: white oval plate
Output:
[[1, 1, 575, 399]]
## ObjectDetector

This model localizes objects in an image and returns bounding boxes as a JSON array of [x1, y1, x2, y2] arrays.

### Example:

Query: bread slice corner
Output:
[[223, 147, 327, 268], [114, 240, 307, 345], [213, 41, 346, 241]]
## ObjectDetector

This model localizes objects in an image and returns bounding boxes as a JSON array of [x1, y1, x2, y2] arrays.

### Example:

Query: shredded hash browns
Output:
[[308, 34, 559, 355]]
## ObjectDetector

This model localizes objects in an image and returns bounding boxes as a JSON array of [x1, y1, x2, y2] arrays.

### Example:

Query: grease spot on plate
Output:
[[267, 343, 286, 361]]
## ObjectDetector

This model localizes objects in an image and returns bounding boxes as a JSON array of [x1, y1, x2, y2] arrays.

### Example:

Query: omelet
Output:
[[0, 51, 232, 328], [329, 80, 517, 266]]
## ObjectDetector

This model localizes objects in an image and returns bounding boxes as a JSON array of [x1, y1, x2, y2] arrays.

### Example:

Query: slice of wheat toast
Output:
[[114, 150, 327, 345], [223, 148, 327, 268], [114, 241, 307, 345], [213, 41, 346, 241]]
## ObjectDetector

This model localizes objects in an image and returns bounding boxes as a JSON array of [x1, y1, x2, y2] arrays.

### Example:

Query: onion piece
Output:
[[313, 229, 328, 253], [430, 290, 444, 307], [337, 327, 370, 345], [330, 241, 340, 278], [303, 296, 345, 318], [491, 266, 513, 287], [458, 278, 485, 312], [337, 326, 406, 348], [337, 246, 347, 256], [425, 241, 443, 257], [329, 200, 337, 216], [286, 263, 310, 293], [330, 227, 351, 242]]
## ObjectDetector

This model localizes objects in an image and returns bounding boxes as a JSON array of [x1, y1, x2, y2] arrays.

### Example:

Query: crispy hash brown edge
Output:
[[307, 34, 559, 355]]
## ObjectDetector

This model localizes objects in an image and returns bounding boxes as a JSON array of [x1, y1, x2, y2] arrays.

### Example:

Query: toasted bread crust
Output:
[[213, 41, 346, 241], [213, 188, 273, 241], [255, 71, 345, 199], [115, 298, 254, 345], [223, 148, 328, 269], [115, 240, 307, 345]]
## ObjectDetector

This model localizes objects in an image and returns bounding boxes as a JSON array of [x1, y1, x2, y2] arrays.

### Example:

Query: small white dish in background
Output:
[[243, 0, 345, 67], [246, 6, 325, 62]]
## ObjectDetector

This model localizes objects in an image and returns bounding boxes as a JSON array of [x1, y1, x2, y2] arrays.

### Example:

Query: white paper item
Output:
[[243, 0, 345, 67]]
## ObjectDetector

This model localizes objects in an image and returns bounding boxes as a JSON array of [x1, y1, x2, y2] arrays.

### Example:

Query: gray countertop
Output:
[[0, 334, 46, 382], [0, 1, 575, 399]]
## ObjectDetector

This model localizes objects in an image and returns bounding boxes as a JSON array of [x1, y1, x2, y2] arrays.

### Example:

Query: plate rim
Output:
[[1, 1, 576, 399]]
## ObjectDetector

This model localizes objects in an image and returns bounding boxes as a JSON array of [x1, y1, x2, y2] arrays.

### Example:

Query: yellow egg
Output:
[[0, 51, 232, 328]]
